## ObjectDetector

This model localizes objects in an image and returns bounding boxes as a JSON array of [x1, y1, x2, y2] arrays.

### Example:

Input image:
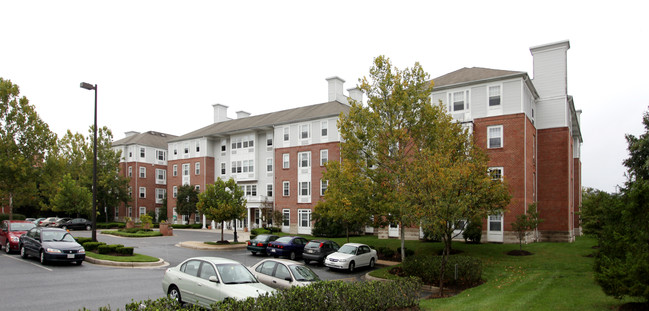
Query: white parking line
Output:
[[2, 254, 53, 272]]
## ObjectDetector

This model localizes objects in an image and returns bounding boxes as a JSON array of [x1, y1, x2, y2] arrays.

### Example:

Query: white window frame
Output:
[[266, 158, 273, 172], [283, 181, 290, 196], [266, 133, 273, 146], [321, 120, 328, 137], [282, 209, 290, 227], [139, 167, 146, 178], [487, 125, 503, 149], [283, 153, 289, 169], [298, 209, 312, 228], [140, 147, 146, 159], [128, 166, 132, 177], [155, 188, 166, 204], [320, 179, 328, 196], [448, 90, 470, 112], [488, 85, 502, 107], [298, 151, 311, 168], [266, 184, 273, 197], [173, 186, 178, 198], [320, 149, 328, 166], [245, 185, 257, 197], [172, 164, 177, 177], [221, 162, 226, 175], [195, 162, 200, 175], [156, 150, 166, 161], [489, 167, 504, 181], [195, 141, 200, 153], [283, 127, 289, 141], [156, 169, 166, 184], [139, 187, 146, 198], [300, 124, 310, 139], [298, 181, 311, 196]]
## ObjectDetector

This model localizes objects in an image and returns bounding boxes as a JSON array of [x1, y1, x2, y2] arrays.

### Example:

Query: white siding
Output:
[[471, 86, 487, 119], [535, 97, 569, 129], [502, 80, 522, 115]]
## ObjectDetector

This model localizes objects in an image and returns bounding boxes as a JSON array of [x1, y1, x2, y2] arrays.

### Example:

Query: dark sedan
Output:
[[266, 236, 309, 260], [247, 234, 279, 255], [303, 240, 340, 265], [19, 227, 85, 265], [58, 218, 92, 231]]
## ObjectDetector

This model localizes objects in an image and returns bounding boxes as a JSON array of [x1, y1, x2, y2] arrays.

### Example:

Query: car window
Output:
[[11, 222, 35, 231], [256, 235, 270, 242], [269, 236, 279, 241], [216, 263, 257, 284], [182, 260, 201, 277], [332, 242, 340, 250], [275, 237, 292, 243], [359, 246, 369, 254], [289, 265, 320, 282], [338, 245, 357, 255], [199, 262, 217, 280], [257, 261, 276, 276], [274, 263, 290, 280]]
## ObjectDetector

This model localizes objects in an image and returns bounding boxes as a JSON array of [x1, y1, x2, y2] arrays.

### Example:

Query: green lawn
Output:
[[280, 233, 637, 310], [101, 230, 162, 237], [85, 251, 160, 262]]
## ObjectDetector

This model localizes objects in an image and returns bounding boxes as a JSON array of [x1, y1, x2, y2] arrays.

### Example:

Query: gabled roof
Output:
[[169, 101, 350, 142], [433, 67, 525, 88], [112, 131, 177, 149]]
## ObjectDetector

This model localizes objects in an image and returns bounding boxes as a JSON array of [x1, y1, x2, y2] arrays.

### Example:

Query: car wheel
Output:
[[5, 241, 10, 254], [168, 285, 183, 303], [304, 259, 310, 264], [20, 245, 28, 258], [86, 225, 92, 231], [77, 260, 83, 265], [40, 251, 47, 265], [289, 251, 296, 261], [251, 251, 257, 256], [348, 261, 355, 272], [369, 258, 376, 268]]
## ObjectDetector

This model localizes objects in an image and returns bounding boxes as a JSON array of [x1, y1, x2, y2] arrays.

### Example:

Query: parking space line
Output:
[[2, 254, 53, 272]]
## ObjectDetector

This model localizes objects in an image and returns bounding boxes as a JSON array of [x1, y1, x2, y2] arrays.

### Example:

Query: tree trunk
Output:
[[220, 221, 225, 242], [400, 220, 406, 262], [9, 193, 13, 221], [346, 226, 349, 243], [439, 233, 451, 297]]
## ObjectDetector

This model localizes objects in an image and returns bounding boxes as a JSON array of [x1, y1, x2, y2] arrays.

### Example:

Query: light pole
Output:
[[80, 82, 98, 242]]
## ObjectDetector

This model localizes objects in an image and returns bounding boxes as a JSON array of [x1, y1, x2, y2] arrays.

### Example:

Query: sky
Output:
[[2, 1, 648, 193]]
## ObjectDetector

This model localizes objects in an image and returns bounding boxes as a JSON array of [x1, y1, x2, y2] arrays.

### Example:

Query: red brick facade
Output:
[[118, 161, 167, 220], [166, 157, 215, 223]]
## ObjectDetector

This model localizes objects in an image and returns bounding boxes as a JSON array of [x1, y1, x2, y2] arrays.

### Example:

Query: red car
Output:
[[0, 220, 36, 254]]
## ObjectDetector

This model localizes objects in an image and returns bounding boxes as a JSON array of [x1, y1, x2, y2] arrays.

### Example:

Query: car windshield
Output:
[[338, 245, 357, 255], [216, 263, 258, 285], [256, 235, 271, 242], [305, 241, 321, 248], [10, 223, 35, 231], [289, 265, 320, 282], [275, 237, 292, 243], [42, 231, 76, 242]]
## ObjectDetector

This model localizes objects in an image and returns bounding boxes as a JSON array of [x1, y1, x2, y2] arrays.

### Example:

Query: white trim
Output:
[[487, 125, 503, 149]]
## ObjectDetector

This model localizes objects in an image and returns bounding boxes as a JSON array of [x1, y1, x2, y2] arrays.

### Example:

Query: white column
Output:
[[202, 214, 207, 229]]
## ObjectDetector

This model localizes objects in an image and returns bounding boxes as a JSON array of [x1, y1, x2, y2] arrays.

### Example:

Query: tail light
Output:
[[319, 243, 324, 248], [257, 243, 264, 247], [247, 242, 251, 246]]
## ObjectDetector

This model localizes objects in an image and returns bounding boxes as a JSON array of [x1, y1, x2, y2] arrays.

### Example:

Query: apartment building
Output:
[[429, 40, 582, 242], [165, 77, 355, 234], [112, 131, 177, 222]]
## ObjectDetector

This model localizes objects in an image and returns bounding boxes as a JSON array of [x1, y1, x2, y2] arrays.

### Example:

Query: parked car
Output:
[[266, 236, 309, 260], [52, 218, 71, 228], [247, 234, 279, 255], [250, 258, 320, 289], [38, 217, 59, 227], [162, 257, 275, 308], [0, 220, 36, 254], [58, 218, 92, 231], [303, 239, 340, 264], [324, 243, 377, 272], [33, 218, 45, 226], [19, 227, 85, 265]]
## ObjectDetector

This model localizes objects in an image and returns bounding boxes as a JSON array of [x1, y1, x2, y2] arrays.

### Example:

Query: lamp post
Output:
[[80, 82, 98, 242]]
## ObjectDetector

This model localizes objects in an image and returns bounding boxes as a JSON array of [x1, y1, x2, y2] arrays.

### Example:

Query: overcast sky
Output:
[[2, 1, 647, 193]]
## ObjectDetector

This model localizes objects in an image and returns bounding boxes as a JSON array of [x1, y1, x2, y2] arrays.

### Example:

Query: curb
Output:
[[85, 256, 169, 268], [177, 241, 247, 250]]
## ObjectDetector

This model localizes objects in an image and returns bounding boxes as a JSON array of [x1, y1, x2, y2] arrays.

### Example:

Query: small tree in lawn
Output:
[[510, 203, 543, 253], [197, 178, 246, 243]]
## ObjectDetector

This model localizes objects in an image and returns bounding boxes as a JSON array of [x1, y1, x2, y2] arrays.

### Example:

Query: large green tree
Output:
[[594, 109, 649, 303], [197, 178, 247, 242], [0, 78, 56, 219], [176, 184, 200, 224], [51, 173, 92, 217]]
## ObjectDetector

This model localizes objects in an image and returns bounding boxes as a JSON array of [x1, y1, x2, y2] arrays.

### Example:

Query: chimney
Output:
[[347, 87, 363, 105], [236, 111, 251, 119], [212, 104, 229, 123], [125, 131, 140, 137], [530, 40, 570, 99], [326, 76, 347, 104]]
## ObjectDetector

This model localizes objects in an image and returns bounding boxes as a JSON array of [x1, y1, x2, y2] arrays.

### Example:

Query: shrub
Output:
[[170, 224, 202, 229], [267, 226, 281, 233], [397, 247, 415, 258], [120, 227, 153, 234], [402, 255, 482, 287], [75, 237, 94, 245], [98, 244, 119, 254], [115, 246, 134, 256], [311, 214, 363, 237], [463, 219, 482, 244], [250, 228, 270, 239], [97, 222, 125, 229], [0, 214, 26, 221], [82, 241, 106, 252], [376, 246, 395, 260]]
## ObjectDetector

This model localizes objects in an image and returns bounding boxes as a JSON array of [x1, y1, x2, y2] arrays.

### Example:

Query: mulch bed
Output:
[[506, 249, 533, 256], [619, 302, 649, 310]]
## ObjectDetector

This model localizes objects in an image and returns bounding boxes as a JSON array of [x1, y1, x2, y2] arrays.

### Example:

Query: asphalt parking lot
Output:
[[0, 229, 378, 311]]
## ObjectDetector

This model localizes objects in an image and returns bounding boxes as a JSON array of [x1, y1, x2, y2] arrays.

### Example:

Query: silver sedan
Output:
[[250, 258, 321, 289]]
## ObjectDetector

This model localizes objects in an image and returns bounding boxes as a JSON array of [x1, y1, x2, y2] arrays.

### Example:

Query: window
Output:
[[299, 181, 311, 196], [140, 147, 145, 158], [487, 125, 503, 148], [267, 184, 273, 197], [298, 152, 310, 168], [283, 127, 289, 141], [195, 185, 200, 191], [282, 209, 290, 227], [157, 150, 166, 161], [266, 158, 273, 172], [195, 141, 200, 152], [449, 90, 469, 112], [128, 207, 132, 218], [221, 143, 226, 152], [139, 207, 146, 217], [156, 169, 166, 184], [266, 133, 273, 146], [184, 144, 189, 155], [489, 167, 504, 181], [173, 186, 178, 198], [283, 181, 290, 196], [128, 166, 132, 177], [298, 209, 311, 228], [489, 85, 501, 107], [156, 189, 166, 204], [320, 179, 328, 196], [128, 187, 132, 197], [321, 120, 328, 136], [242, 160, 254, 173], [300, 124, 310, 139], [245, 185, 257, 196], [182, 164, 190, 176], [283, 154, 289, 169], [231, 161, 242, 173], [172, 165, 178, 177], [139, 167, 146, 178], [195, 162, 200, 175], [320, 150, 328, 166], [221, 162, 226, 175], [139, 187, 146, 198], [173, 145, 178, 156]]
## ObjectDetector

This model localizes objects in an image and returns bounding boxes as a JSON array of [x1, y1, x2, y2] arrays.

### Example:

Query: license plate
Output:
[[67, 254, 74, 259], [306, 250, 314, 254], [270, 249, 276, 253]]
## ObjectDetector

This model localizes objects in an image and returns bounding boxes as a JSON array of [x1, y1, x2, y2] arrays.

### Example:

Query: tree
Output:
[[197, 178, 246, 243], [176, 184, 199, 224], [51, 174, 92, 217], [510, 204, 542, 252], [594, 109, 649, 303], [580, 187, 620, 242], [314, 159, 373, 242], [0, 78, 56, 219]]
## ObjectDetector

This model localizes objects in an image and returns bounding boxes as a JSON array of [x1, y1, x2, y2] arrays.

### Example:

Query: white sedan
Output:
[[162, 257, 275, 308], [324, 243, 377, 272]]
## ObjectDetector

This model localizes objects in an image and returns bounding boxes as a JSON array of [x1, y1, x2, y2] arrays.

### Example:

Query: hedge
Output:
[[0, 214, 26, 221], [171, 224, 202, 229], [82, 242, 106, 252], [98, 244, 119, 254], [401, 255, 482, 287], [85, 277, 422, 311]]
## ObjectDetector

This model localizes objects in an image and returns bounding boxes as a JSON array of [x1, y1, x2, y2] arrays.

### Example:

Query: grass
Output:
[[279, 232, 637, 310], [85, 251, 160, 262], [101, 230, 163, 237], [204, 241, 246, 245]]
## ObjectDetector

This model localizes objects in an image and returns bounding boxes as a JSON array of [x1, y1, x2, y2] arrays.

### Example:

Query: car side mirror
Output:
[[209, 276, 219, 283]]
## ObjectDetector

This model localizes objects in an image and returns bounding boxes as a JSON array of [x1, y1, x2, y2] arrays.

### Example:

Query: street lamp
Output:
[[80, 82, 98, 242]]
